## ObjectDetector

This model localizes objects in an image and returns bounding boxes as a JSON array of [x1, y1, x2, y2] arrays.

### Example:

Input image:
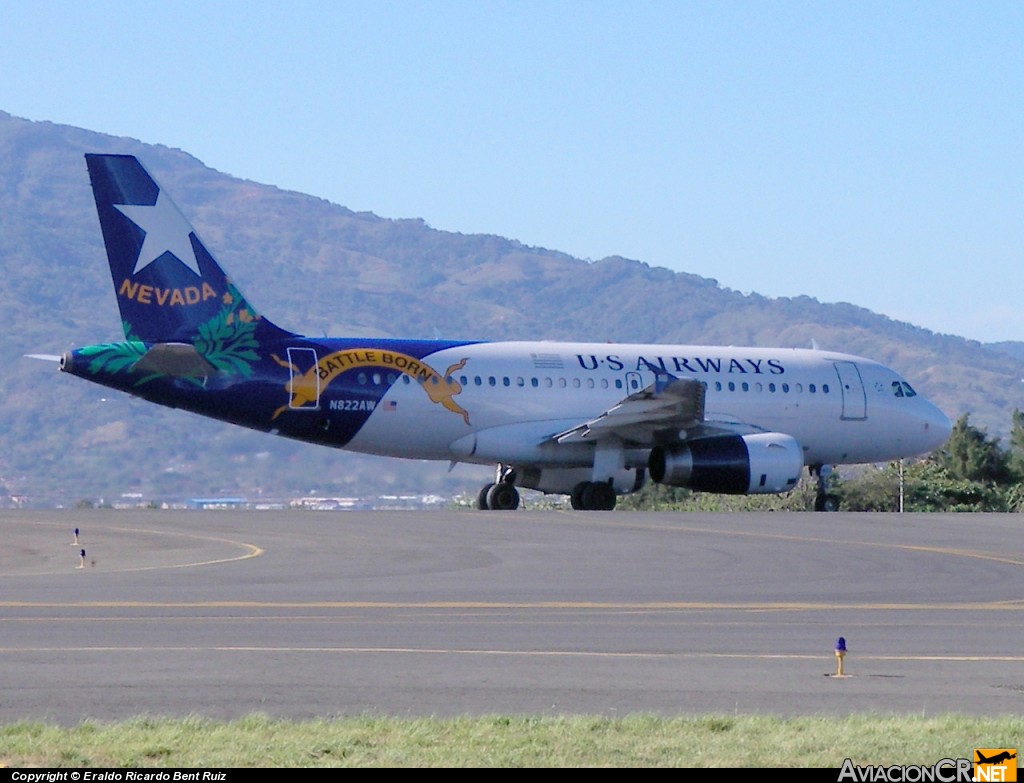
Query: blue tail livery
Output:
[[42, 154, 952, 510]]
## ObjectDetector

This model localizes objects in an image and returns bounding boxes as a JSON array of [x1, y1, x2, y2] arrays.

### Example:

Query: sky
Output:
[[2, 1, 1022, 342]]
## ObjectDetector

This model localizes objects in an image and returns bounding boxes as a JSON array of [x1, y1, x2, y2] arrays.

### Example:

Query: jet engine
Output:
[[648, 432, 803, 494]]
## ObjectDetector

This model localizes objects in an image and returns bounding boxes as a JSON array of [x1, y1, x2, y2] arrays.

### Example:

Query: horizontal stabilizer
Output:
[[130, 343, 218, 377]]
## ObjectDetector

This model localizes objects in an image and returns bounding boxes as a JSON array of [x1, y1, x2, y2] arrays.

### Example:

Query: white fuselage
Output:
[[345, 341, 951, 469]]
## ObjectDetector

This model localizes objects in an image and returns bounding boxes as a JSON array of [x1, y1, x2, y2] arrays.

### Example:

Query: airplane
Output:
[[976, 751, 1017, 765], [35, 154, 952, 511]]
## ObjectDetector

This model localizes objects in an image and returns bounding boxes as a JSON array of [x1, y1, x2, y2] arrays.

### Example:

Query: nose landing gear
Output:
[[810, 464, 840, 512]]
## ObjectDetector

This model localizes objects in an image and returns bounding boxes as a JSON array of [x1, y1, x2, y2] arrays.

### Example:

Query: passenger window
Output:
[[809, 384, 816, 393], [517, 377, 525, 387], [544, 377, 553, 388], [728, 381, 736, 392], [474, 376, 482, 386], [795, 383, 803, 393], [357, 372, 367, 385], [715, 381, 722, 391], [823, 384, 830, 393], [755, 382, 763, 393], [741, 382, 749, 392], [782, 383, 789, 393], [601, 379, 609, 389], [488, 376, 496, 386], [768, 383, 776, 393], [586, 378, 594, 389], [503, 377, 510, 387], [615, 379, 623, 389], [402, 375, 411, 385], [558, 378, 567, 388], [460, 375, 467, 385], [531, 377, 539, 388], [573, 378, 581, 388]]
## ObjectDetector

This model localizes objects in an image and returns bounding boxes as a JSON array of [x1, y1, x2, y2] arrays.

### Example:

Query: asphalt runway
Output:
[[1, 508, 1023, 724]]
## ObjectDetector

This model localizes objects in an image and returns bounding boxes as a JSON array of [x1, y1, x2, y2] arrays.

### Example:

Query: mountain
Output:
[[986, 342, 1024, 363], [2, 110, 1022, 506]]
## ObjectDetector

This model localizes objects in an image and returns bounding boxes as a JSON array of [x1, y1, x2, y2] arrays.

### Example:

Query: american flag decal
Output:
[[383, 400, 398, 411], [531, 353, 564, 369]]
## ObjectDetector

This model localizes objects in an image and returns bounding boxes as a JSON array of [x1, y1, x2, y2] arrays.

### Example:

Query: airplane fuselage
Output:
[[64, 336, 948, 470]]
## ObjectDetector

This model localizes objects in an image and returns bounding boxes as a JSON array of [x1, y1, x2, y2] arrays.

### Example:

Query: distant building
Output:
[[185, 497, 249, 510], [289, 497, 372, 511]]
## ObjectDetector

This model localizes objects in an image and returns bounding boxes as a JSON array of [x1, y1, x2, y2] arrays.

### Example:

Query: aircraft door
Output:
[[286, 347, 321, 411], [833, 361, 866, 420], [624, 371, 643, 394]]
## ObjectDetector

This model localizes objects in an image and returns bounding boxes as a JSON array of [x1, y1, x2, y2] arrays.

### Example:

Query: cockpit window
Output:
[[892, 380, 917, 398]]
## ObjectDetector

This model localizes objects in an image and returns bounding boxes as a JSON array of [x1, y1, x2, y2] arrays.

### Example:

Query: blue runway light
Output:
[[833, 636, 848, 677]]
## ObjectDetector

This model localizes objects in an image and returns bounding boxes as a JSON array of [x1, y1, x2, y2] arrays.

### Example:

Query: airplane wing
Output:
[[552, 376, 707, 446]]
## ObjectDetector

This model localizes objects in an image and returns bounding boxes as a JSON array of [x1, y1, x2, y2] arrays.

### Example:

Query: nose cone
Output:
[[917, 401, 952, 454]]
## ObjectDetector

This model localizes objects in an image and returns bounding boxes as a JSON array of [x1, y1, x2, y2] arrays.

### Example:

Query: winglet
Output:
[[639, 357, 678, 394]]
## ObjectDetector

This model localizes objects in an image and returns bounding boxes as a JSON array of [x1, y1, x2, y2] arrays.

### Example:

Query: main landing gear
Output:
[[477, 465, 520, 510], [810, 464, 840, 512], [569, 481, 617, 511], [475, 466, 619, 511]]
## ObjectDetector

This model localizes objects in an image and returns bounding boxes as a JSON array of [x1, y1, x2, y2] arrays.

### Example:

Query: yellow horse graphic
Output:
[[271, 349, 470, 424]]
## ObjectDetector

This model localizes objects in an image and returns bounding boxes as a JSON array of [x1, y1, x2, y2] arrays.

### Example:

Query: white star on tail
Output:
[[114, 190, 202, 276]]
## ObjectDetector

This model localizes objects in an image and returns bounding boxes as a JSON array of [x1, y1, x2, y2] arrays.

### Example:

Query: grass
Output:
[[2, 714, 1023, 767]]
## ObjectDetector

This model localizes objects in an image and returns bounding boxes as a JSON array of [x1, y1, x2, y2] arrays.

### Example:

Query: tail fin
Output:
[[85, 154, 293, 343]]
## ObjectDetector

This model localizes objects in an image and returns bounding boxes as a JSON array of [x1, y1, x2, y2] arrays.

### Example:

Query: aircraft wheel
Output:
[[486, 482, 520, 510], [814, 492, 840, 512], [570, 482, 588, 510], [582, 481, 617, 511], [477, 483, 494, 510]]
